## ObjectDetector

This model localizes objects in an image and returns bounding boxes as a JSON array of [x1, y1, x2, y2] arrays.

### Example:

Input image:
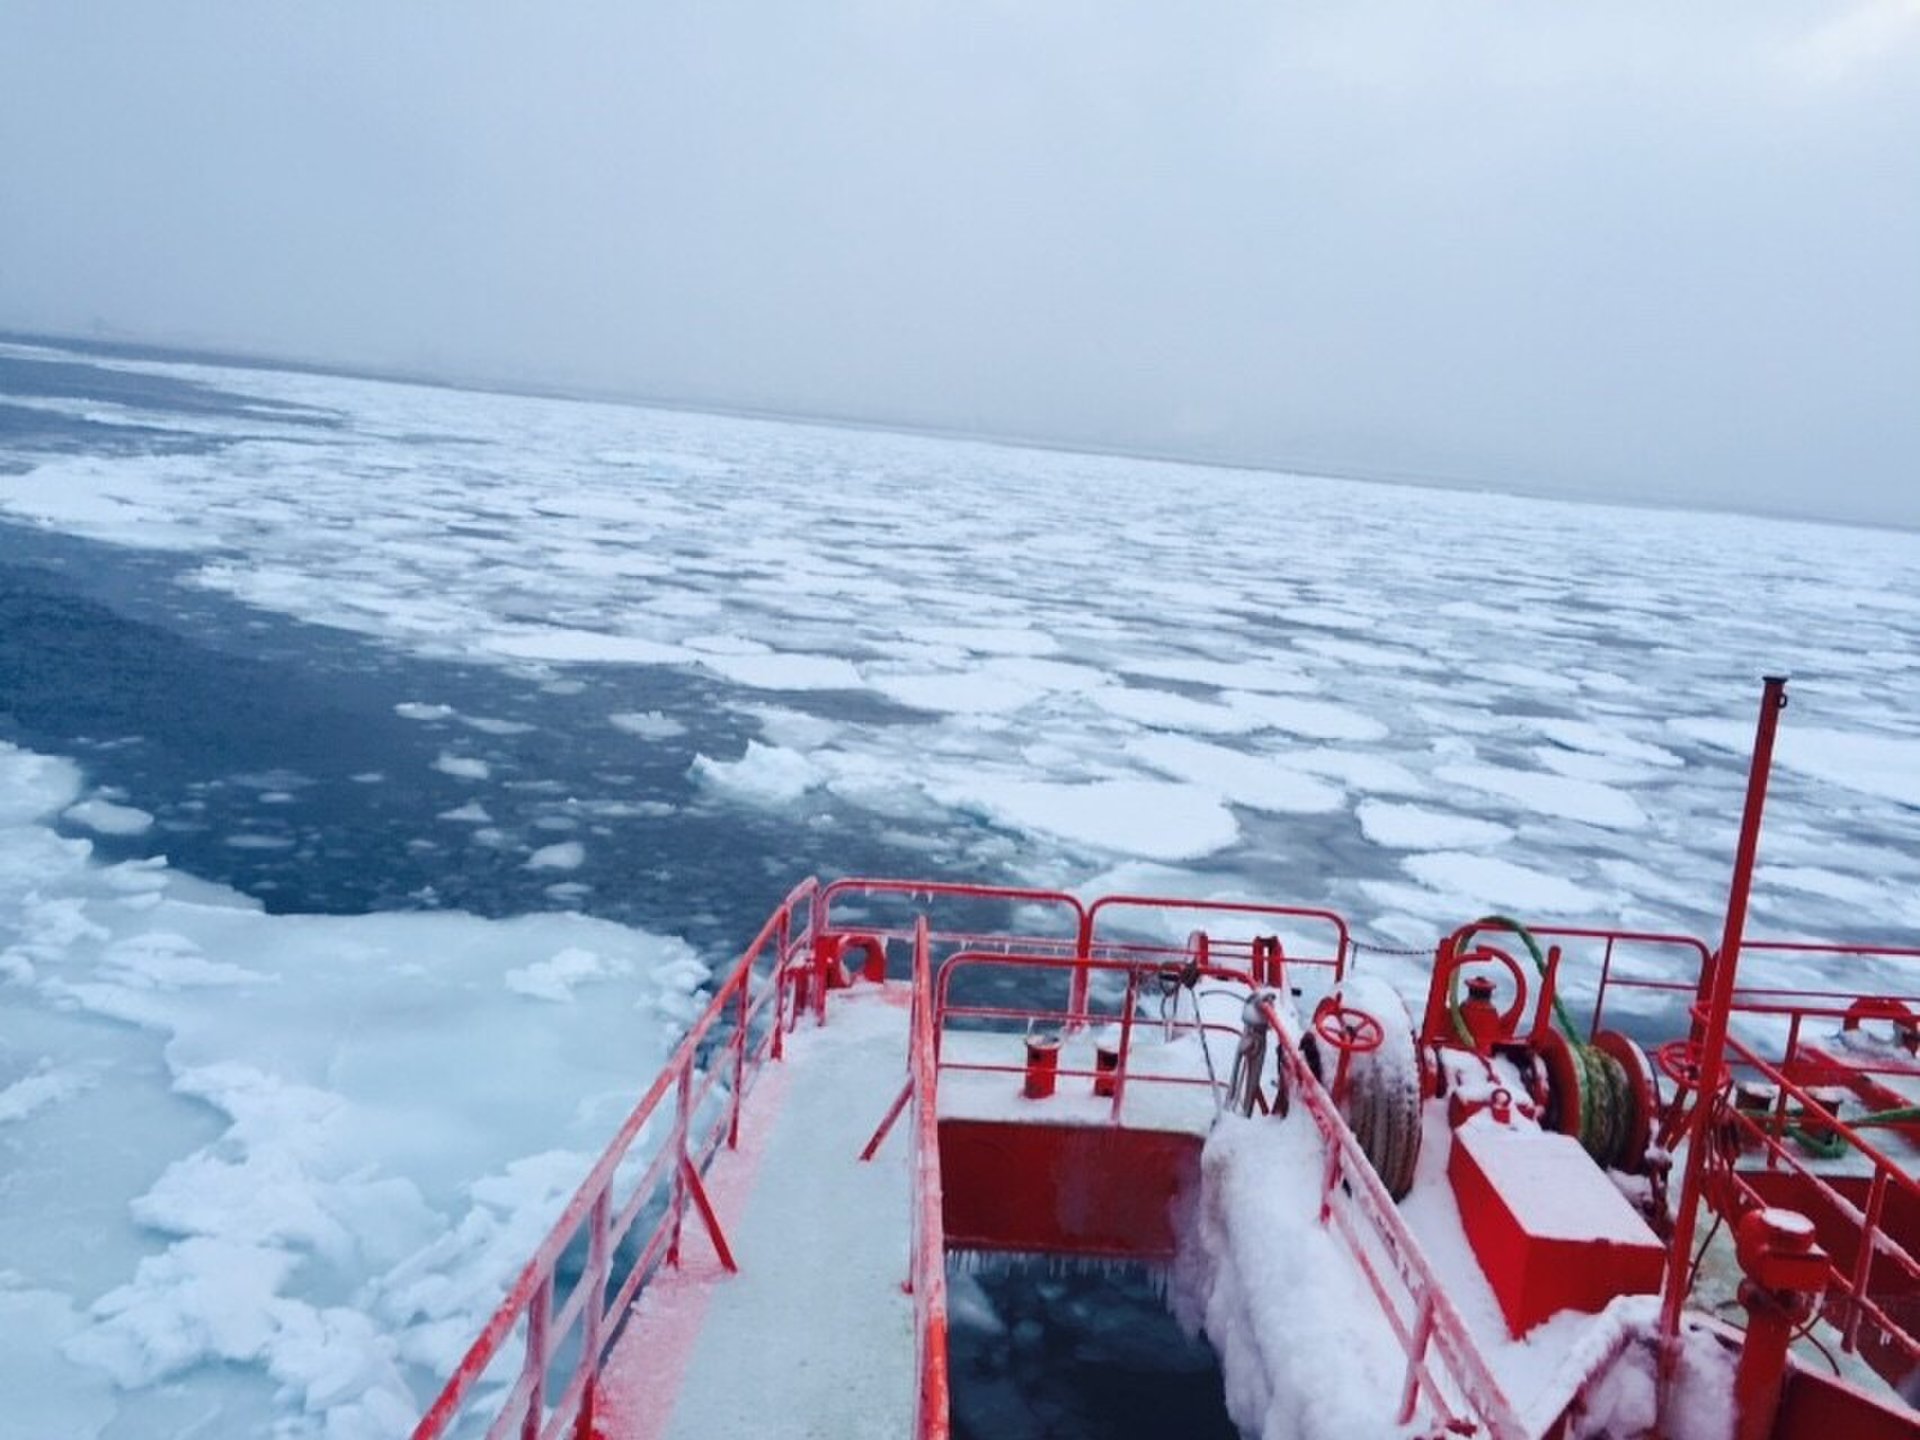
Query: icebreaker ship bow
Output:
[[412, 678, 1920, 1439]]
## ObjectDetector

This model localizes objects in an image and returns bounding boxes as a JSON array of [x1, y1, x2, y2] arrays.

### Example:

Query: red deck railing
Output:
[[1712, 1027, 1920, 1373], [1251, 992, 1530, 1439], [1660, 952, 1920, 1385], [408, 877, 817, 1440], [918, 929, 1527, 1440], [907, 916, 951, 1440], [410, 861, 1920, 1440]]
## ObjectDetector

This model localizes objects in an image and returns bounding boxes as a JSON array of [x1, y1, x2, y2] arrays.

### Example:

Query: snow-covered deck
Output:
[[594, 989, 914, 1440]]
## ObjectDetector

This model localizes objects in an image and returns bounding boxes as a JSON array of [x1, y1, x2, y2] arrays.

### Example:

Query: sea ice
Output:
[[8, 340, 1920, 1437], [1435, 762, 1646, 831], [62, 798, 156, 837], [944, 777, 1239, 862], [504, 947, 628, 1001], [609, 710, 689, 740], [432, 754, 491, 781], [525, 841, 587, 871], [690, 742, 822, 805], [1355, 800, 1513, 850], [1402, 851, 1594, 916], [0, 737, 704, 1439], [1674, 718, 1920, 809], [1127, 733, 1344, 815]]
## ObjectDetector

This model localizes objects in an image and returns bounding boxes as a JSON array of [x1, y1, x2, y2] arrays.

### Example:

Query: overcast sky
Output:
[[3, 3, 1916, 525]]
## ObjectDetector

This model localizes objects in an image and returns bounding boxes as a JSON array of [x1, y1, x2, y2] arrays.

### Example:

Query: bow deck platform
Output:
[[596, 990, 915, 1440]]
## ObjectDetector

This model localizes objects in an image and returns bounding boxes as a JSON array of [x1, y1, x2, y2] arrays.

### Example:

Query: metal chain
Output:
[[1348, 937, 1442, 958]]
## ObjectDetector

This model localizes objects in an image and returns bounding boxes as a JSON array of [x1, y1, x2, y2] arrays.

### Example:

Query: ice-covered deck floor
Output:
[[595, 990, 914, 1440]]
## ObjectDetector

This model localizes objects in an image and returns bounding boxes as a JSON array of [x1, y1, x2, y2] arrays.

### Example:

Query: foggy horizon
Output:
[[12, 320, 1916, 541], [4, 3, 1916, 526]]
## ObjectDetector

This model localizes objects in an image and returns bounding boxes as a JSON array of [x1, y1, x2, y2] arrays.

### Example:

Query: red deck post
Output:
[[1661, 676, 1790, 1343], [1732, 1208, 1828, 1440], [574, 1189, 611, 1440], [729, 971, 753, 1150], [521, 1272, 551, 1440], [1069, 910, 1095, 1022]]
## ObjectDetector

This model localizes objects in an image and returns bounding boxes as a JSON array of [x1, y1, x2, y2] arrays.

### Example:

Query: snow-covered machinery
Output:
[[409, 679, 1920, 1440]]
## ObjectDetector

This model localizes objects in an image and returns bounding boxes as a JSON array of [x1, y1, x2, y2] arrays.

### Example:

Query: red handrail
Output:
[[425, 872, 1920, 1440], [820, 876, 1089, 944], [924, 941, 1525, 1437], [908, 916, 951, 1440], [1705, 1027, 1920, 1364], [409, 876, 817, 1440], [1253, 994, 1528, 1438], [1081, 894, 1349, 1014]]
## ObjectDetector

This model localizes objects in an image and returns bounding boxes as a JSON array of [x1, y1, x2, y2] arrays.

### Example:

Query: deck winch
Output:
[[411, 681, 1920, 1440], [1418, 915, 1663, 1179]]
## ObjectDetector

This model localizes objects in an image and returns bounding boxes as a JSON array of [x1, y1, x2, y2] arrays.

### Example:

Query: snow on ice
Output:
[[0, 740, 703, 1439], [6, 341, 1920, 1435]]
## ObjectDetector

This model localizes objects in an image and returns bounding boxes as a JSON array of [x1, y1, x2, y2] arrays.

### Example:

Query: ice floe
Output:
[[8, 341, 1920, 1437], [62, 798, 156, 837]]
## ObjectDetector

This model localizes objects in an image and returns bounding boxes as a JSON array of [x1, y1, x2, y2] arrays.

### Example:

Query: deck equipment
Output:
[[409, 680, 1920, 1439]]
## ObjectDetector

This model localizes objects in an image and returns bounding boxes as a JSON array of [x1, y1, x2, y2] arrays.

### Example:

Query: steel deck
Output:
[[595, 988, 914, 1440]]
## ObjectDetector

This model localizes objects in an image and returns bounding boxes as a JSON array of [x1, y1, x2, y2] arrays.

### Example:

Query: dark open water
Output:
[[0, 339, 1241, 1439]]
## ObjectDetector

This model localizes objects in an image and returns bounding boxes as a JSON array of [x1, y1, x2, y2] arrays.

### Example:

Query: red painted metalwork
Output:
[[1733, 1210, 1828, 1440], [1081, 894, 1348, 1018], [1700, 1029, 1920, 1387], [1311, 1000, 1385, 1104], [1776, 1361, 1920, 1439], [1253, 934, 1285, 986], [408, 877, 817, 1440], [1021, 1034, 1061, 1098], [1662, 676, 1791, 1345], [1419, 933, 1530, 1052], [932, 948, 1240, 1120], [1252, 994, 1531, 1438], [411, 853, 1920, 1440], [939, 1121, 1202, 1258], [907, 916, 951, 1440], [1438, 922, 1714, 1044], [1447, 1122, 1666, 1335]]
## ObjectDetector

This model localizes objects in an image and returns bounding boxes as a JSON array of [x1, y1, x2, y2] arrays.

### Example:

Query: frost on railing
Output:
[[1255, 996, 1530, 1440], [908, 915, 952, 1440], [408, 877, 818, 1440]]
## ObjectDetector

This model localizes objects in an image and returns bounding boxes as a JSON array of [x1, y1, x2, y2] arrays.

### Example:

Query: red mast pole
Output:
[[1659, 675, 1791, 1340]]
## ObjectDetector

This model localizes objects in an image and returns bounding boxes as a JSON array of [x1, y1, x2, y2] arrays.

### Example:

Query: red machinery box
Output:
[[1448, 1120, 1666, 1335]]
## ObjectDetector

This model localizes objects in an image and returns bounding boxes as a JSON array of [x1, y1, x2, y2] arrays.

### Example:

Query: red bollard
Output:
[[1093, 1042, 1120, 1097], [1731, 1208, 1827, 1440], [1460, 977, 1504, 1055], [1024, 1034, 1061, 1099]]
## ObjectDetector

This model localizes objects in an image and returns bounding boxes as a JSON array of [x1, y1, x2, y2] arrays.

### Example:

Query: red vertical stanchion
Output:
[[729, 974, 750, 1149], [1068, 910, 1093, 1024], [667, 1065, 691, 1267], [1109, 968, 1138, 1122], [1660, 676, 1790, 1344], [573, 1190, 611, 1440], [520, 1272, 552, 1440]]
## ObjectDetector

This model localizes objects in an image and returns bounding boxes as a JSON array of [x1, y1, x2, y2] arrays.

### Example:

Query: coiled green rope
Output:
[[1457, 915, 1640, 1170]]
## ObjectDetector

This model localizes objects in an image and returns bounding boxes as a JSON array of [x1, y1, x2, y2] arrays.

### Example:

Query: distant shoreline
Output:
[[4, 326, 1906, 539]]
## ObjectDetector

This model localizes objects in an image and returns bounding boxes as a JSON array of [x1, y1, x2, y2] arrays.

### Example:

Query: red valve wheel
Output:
[[1314, 1004, 1386, 1056], [1655, 1039, 1701, 1090]]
